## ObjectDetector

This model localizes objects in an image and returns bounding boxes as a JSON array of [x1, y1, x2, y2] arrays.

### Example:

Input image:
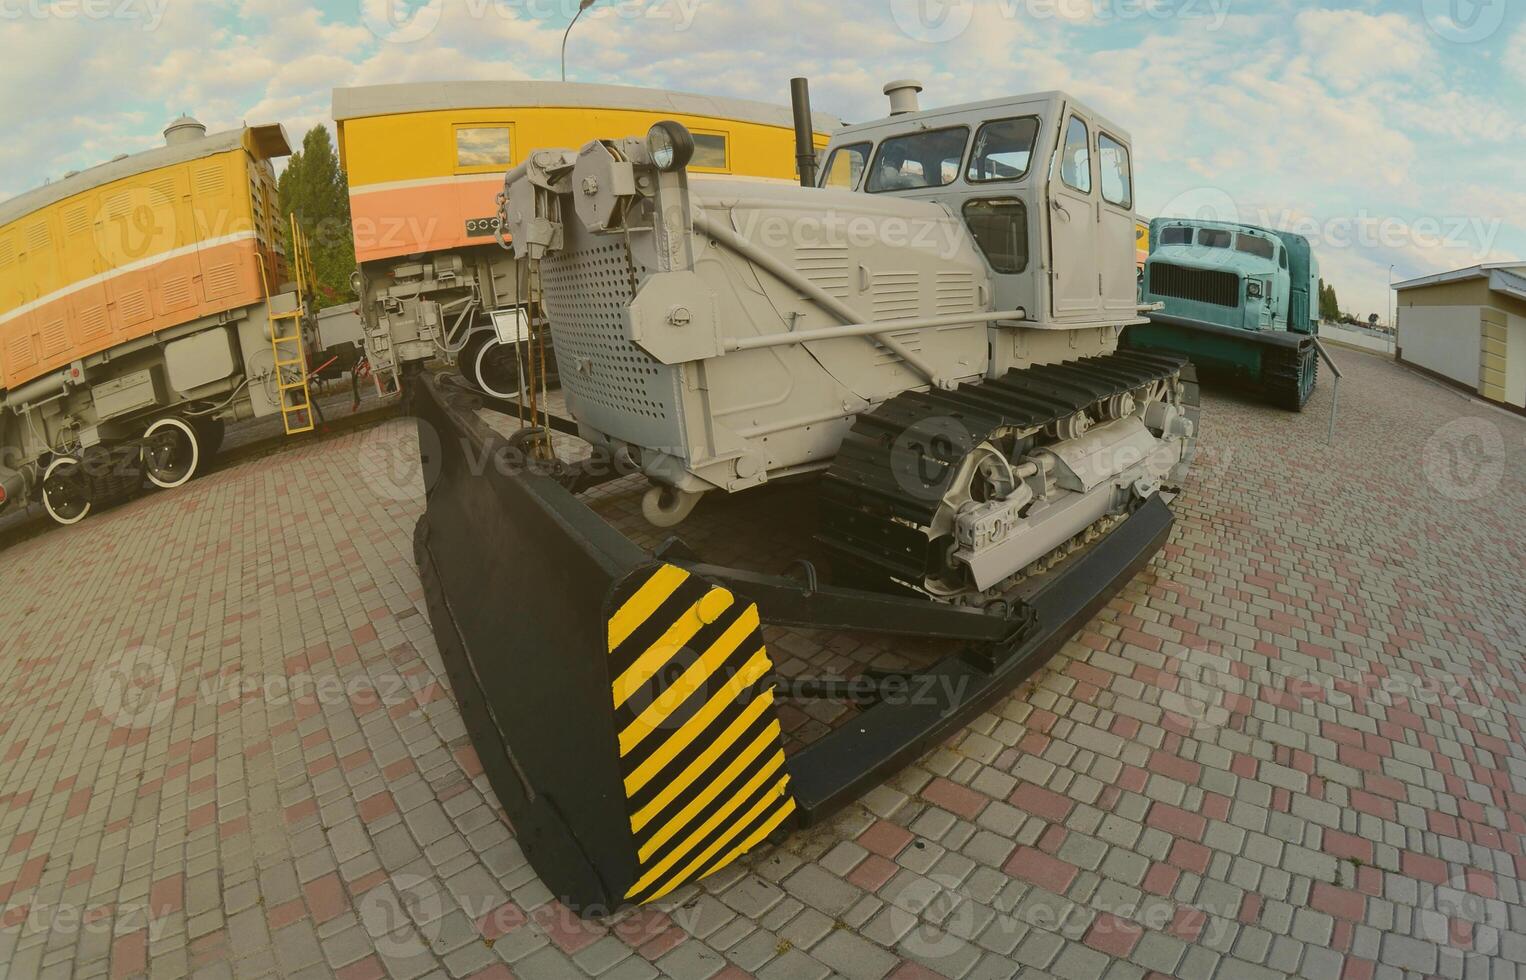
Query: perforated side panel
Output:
[[540, 241, 685, 451]]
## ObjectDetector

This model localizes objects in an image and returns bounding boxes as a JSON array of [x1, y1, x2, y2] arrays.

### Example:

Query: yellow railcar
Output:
[[0, 118, 316, 524], [332, 81, 839, 393]]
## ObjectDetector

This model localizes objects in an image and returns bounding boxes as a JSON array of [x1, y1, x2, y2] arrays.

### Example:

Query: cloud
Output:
[[0, 0, 1521, 316]]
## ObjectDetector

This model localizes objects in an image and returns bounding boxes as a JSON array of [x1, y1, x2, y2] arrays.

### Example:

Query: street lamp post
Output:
[[561, 0, 599, 83]]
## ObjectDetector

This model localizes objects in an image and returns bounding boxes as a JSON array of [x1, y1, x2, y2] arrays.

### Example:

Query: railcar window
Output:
[[822, 142, 871, 189], [967, 117, 1038, 182], [1160, 226, 1193, 245], [867, 126, 969, 192], [1059, 117, 1091, 193], [1235, 235, 1275, 260], [1198, 228, 1231, 249], [1098, 133, 1132, 207], [691, 132, 729, 171], [964, 199, 1029, 274], [456, 126, 512, 170]]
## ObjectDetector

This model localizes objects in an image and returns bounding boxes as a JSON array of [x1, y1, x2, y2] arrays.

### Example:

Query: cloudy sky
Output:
[[2, 0, 1521, 317]]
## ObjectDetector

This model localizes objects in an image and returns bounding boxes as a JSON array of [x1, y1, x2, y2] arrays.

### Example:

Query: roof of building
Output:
[[1394, 262, 1526, 303], [0, 123, 291, 230], [330, 80, 842, 132]]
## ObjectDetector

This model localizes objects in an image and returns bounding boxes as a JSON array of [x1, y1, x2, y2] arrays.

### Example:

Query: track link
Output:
[[817, 350, 1189, 591], [1264, 340, 1318, 412]]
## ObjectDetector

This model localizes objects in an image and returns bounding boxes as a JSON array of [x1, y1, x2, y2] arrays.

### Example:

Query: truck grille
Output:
[[1149, 262, 1238, 308]]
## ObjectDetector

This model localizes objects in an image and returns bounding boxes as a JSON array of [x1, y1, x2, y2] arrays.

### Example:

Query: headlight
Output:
[[646, 121, 694, 172], [1247, 280, 1263, 298]]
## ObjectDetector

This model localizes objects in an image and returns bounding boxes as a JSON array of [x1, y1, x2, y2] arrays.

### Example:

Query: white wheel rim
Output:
[[142, 417, 201, 489], [473, 338, 521, 400], [42, 457, 91, 525]]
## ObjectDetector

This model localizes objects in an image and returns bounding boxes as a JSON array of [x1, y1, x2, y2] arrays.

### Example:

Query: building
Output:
[[1394, 262, 1526, 412]]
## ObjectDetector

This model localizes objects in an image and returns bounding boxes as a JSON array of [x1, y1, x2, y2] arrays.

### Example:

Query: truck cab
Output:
[[815, 83, 1141, 335], [1142, 219, 1318, 335]]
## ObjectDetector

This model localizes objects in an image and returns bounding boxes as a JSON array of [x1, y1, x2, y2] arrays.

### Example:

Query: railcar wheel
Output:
[[142, 417, 202, 489], [470, 336, 523, 400], [41, 456, 91, 526]]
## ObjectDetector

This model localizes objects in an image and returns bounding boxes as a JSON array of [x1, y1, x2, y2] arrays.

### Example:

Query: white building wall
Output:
[[1398, 306, 1481, 389]]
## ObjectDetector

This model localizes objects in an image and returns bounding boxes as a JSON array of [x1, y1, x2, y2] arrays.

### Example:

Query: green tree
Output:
[[1317, 279, 1342, 321], [278, 125, 356, 309]]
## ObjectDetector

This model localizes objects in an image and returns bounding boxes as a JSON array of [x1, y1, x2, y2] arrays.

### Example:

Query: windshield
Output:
[[867, 126, 969, 192], [1235, 234, 1276, 260]]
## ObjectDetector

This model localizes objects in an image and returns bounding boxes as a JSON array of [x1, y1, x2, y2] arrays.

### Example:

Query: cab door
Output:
[[1047, 109, 1101, 319]]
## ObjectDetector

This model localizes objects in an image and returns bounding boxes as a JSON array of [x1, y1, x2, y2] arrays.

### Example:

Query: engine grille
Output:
[[540, 242, 673, 422], [1149, 262, 1238, 308]]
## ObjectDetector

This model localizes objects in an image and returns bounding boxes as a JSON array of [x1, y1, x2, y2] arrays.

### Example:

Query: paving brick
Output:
[[1, 358, 1522, 980]]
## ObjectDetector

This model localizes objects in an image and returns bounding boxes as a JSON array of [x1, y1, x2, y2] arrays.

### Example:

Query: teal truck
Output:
[[1124, 219, 1320, 410]]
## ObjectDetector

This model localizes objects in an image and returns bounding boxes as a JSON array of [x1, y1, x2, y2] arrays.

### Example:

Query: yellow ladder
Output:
[[270, 306, 314, 434], [263, 216, 318, 435]]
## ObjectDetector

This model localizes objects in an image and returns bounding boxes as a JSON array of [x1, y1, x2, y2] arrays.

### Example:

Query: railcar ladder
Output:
[[270, 305, 314, 435], [265, 217, 319, 435]]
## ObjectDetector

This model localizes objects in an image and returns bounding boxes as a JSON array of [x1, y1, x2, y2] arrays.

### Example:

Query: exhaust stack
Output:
[[789, 77, 818, 188], [883, 79, 923, 116]]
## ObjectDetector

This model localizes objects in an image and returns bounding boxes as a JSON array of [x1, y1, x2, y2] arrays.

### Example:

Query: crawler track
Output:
[[817, 349, 1189, 590]]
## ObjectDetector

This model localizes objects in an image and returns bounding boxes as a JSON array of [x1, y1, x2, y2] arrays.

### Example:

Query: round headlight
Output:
[[647, 121, 694, 172]]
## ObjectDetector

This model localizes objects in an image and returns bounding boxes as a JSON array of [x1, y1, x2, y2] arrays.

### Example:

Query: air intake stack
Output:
[[883, 79, 923, 116]]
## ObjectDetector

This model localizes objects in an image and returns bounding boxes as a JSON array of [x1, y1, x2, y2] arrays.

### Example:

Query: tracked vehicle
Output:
[[1126, 218, 1321, 410], [412, 79, 1199, 912]]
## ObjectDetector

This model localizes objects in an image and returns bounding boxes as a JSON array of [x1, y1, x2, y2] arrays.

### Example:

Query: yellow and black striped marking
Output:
[[606, 563, 796, 905]]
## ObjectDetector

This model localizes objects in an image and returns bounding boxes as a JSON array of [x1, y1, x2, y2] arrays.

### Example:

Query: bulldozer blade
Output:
[[408, 370, 1176, 915], [411, 376, 797, 913]]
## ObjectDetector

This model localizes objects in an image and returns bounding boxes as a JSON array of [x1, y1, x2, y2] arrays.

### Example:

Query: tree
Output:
[[1317, 279, 1342, 322], [278, 126, 356, 309]]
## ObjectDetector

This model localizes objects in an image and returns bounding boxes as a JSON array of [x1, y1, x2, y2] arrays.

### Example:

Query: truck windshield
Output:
[[1235, 235, 1275, 260], [821, 142, 871, 190], [1198, 229, 1231, 249], [1160, 227, 1193, 246], [867, 126, 969, 192], [967, 117, 1038, 182]]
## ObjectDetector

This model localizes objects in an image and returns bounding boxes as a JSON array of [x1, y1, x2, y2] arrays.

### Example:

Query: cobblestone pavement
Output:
[[1, 349, 1524, 980]]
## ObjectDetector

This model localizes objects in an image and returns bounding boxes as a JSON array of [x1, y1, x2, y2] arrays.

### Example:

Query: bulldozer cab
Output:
[[818, 89, 1140, 328]]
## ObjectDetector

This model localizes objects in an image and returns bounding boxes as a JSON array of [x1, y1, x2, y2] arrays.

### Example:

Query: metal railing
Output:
[[1314, 338, 1343, 445]]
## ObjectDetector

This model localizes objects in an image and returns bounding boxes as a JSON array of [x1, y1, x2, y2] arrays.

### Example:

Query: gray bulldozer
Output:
[[409, 77, 1199, 914]]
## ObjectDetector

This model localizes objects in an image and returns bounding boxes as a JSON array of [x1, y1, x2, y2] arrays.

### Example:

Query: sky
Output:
[[1, 0, 1522, 318]]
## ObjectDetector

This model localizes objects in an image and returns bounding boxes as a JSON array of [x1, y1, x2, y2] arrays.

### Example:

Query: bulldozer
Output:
[[1125, 218, 1322, 410], [409, 78, 1200, 914]]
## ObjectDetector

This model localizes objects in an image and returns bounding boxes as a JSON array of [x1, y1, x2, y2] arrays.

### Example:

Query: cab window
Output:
[[964, 199, 1028, 274], [1160, 226, 1193, 246], [1235, 235, 1275, 260], [1198, 228, 1231, 249], [1098, 132, 1131, 207], [821, 142, 871, 190], [455, 126, 512, 172], [691, 131, 729, 171], [967, 117, 1039, 182], [1058, 117, 1091, 193], [867, 126, 969, 192]]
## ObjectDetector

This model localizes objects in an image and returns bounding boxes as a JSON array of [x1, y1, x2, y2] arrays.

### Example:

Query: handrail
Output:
[[1313, 338, 1342, 444]]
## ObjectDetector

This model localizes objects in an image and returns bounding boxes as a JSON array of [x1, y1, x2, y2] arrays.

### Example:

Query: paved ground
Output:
[[1, 348, 1524, 980]]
